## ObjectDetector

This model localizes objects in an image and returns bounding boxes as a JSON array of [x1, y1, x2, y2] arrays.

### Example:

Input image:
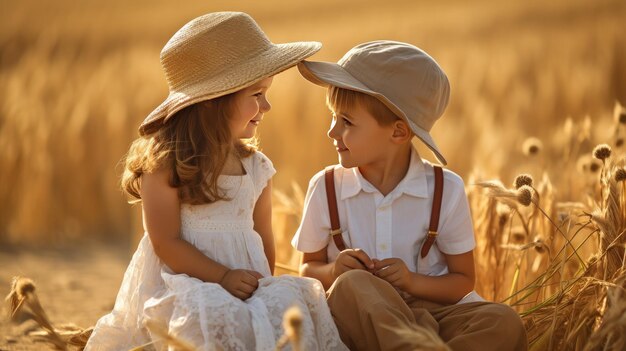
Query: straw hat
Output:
[[139, 12, 321, 135], [298, 41, 450, 165]]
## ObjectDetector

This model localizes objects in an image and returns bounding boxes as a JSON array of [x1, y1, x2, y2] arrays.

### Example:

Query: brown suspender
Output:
[[325, 166, 347, 251], [421, 165, 443, 258], [324, 165, 444, 258]]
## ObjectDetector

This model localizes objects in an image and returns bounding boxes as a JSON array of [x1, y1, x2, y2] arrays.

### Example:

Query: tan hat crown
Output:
[[297, 40, 450, 165], [160, 12, 271, 91], [139, 12, 321, 135], [339, 41, 450, 132]]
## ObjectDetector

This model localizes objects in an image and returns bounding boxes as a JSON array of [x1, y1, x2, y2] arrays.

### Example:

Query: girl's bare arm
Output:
[[140, 168, 230, 283], [253, 179, 275, 275]]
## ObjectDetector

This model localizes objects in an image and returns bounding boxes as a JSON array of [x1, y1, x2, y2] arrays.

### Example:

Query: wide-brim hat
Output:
[[298, 41, 449, 165], [139, 12, 321, 135]]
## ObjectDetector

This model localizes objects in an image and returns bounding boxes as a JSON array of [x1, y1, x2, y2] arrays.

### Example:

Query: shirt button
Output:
[[379, 243, 387, 251]]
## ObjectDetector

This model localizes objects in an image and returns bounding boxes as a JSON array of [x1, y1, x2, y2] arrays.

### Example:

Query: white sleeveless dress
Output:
[[86, 152, 347, 351]]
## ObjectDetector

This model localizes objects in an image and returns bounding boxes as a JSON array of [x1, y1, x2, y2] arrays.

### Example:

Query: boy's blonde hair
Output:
[[122, 94, 256, 205], [326, 86, 399, 126]]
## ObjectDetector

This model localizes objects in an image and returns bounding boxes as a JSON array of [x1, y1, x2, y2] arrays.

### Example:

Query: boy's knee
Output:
[[484, 304, 526, 339], [334, 269, 373, 289], [328, 270, 377, 308]]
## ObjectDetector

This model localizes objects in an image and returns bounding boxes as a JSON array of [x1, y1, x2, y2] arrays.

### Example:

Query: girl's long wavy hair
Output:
[[121, 94, 256, 204]]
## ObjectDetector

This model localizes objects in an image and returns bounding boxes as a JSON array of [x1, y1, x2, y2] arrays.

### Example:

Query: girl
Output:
[[86, 12, 347, 351]]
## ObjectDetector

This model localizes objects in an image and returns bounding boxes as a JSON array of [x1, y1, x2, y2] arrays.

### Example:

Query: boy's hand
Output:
[[219, 269, 264, 300], [332, 248, 375, 279], [373, 258, 412, 291]]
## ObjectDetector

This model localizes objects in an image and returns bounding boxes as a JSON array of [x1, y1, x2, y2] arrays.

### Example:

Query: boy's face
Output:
[[328, 103, 395, 169]]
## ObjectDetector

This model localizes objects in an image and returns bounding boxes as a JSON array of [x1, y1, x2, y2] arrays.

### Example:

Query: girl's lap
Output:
[[154, 272, 324, 309]]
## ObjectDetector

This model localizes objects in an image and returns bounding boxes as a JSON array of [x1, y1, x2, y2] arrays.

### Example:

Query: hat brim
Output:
[[139, 41, 322, 136], [298, 60, 447, 165]]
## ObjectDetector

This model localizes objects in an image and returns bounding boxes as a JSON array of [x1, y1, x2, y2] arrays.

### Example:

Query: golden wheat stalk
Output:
[[128, 319, 197, 351], [275, 305, 303, 351], [5, 276, 67, 350], [28, 324, 94, 347]]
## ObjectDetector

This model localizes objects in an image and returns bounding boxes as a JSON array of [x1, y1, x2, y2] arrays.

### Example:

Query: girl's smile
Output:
[[335, 143, 349, 152]]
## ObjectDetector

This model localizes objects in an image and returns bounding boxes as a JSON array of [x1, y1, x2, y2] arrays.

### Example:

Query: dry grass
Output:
[[2, 0, 626, 349], [467, 107, 626, 350], [1, 0, 625, 243], [5, 276, 93, 350]]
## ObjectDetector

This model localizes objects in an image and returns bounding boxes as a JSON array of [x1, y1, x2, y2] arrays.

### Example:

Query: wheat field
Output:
[[1, 0, 626, 349]]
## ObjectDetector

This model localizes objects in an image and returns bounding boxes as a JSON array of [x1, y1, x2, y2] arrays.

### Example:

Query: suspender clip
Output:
[[330, 229, 343, 236]]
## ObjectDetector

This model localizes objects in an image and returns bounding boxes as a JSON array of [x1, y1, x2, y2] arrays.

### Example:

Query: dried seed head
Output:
[[578, 155, 602, 174], [498, 213, 509, 228], [516, 185, 534, 206], [283, 305, 303, 348], [616, 138, 624, 148], [533, 236, 546, 254], [592, 144, 611, 161], [616, 167, 626, 182], [589, 159, 601, 173], [13, 276, 36, 299], [284, 305, 303, 331], [557, 211, 569, 223], [522, 137, 543, 156], [615, 102, 626, 124], [496, 203, 511, 227], [6, 277, 37, 321], [511, 226, 526, 243], [513, 174, 534, 189]]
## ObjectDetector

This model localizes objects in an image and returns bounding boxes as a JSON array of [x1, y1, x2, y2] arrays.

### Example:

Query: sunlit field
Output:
[[1, 0, 626, 349]]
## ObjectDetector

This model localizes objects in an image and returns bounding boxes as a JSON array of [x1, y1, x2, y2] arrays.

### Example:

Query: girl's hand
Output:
[[373, 258, 412, 291], [332, 248, 375, 279], [219, 269, 264, 300]]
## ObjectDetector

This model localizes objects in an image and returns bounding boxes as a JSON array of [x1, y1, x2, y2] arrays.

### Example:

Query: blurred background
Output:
[[0, 0, 624, 245], [2, 1, 626, 348]]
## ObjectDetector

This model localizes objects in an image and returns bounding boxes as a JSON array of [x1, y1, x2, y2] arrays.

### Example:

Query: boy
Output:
[[291, 41, 527, 351]]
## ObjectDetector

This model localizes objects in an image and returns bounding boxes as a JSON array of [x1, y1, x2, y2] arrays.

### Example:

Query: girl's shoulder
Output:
[[243, 151, 276, 191], [244, 150, 274, 170]]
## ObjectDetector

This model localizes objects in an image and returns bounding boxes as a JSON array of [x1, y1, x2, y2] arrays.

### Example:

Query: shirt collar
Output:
[[340, 147, 429, 200]]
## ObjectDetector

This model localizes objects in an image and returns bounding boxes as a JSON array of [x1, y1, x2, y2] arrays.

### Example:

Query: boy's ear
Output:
[[391, 120, 412, 143]]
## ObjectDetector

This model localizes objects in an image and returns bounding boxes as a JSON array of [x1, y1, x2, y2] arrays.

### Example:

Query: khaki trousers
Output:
[[327, 270, 527, 351]]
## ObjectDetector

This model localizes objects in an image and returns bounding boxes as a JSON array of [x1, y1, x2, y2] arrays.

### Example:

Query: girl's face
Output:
[[327, 103, 395, 169], [229, 77, 273, 139]]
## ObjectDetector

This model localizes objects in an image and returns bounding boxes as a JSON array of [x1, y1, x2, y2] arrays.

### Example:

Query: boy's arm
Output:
[[301, 247, 375, 290], [301, 249, 335, 290], [253, 179, 275, 275], [374, 250, 475, 304]]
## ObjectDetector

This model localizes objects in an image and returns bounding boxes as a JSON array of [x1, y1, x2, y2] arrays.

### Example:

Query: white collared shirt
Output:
[[292, 147, 475, 276]]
